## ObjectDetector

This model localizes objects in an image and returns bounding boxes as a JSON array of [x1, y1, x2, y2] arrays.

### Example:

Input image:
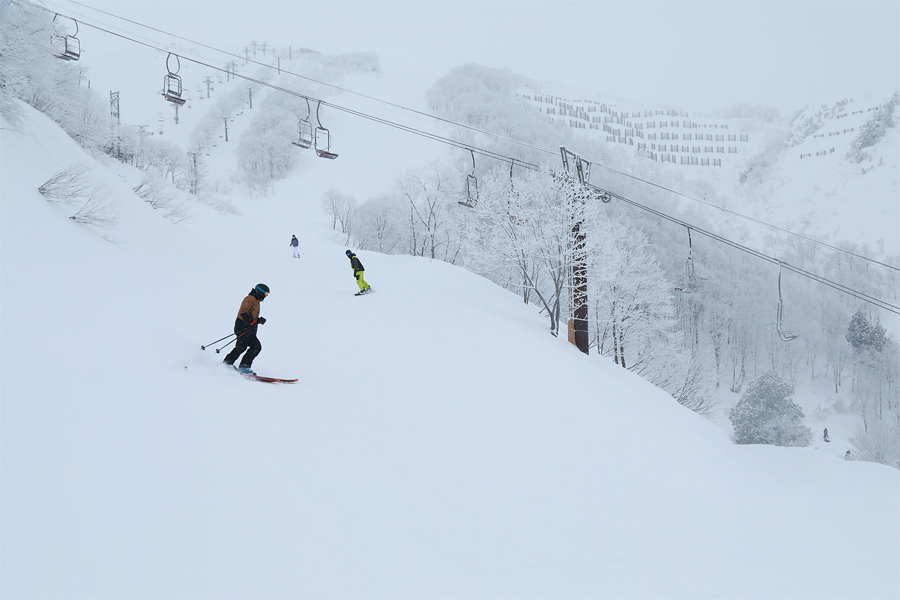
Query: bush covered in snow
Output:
[[730, 371, 812, 446], [846, 91, 899, 163], [0, 1, 108, 153]]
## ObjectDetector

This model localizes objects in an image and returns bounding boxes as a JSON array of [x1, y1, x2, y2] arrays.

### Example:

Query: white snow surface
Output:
[[2, 90, 899, 599]]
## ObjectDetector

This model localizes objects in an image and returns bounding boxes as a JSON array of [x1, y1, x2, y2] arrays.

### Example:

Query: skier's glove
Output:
[[257, 317, 266, 325]]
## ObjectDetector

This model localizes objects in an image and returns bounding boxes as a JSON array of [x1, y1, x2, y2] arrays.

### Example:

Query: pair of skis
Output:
[[232, 366, 297, 384], [244, 374, 297, 384]]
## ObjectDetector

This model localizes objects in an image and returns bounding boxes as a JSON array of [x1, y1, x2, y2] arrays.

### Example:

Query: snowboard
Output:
[[354, 288, 373, 296]]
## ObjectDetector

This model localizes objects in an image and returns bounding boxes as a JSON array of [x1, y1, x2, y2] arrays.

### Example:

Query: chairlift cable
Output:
[[27, 3, 529, 167], [23, 1, 900, 314], [55, 0, 556, 155], [51, 0, 899, 274], [585, 161, 900, 273], [583, 182, 900, 314]]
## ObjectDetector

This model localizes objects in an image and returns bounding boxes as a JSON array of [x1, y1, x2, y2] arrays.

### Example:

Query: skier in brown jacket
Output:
[[222, 283, 269, 374]]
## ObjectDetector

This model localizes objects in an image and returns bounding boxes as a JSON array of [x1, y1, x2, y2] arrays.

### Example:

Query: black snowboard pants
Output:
[[222, 331, 262, 368]]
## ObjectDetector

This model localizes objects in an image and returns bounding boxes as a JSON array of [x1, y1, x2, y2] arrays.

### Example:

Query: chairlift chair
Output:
[[293, 120, 313, 149], [163, 74, 186, 105], [52, 15, 81, 61], [675, 228, 696, 293], [561, 145, 612, 204], [292, 98, 314, 149], [574, 156, 591, 185], [315, 128, 338, 159], [560, 146, 573, 174], [458, 150, 478, 208], [464, 173, 478, 206], [53, 35, 81, 61], [775, 262, 799, 341], [560, 146, 591, 184], [161, 54, 186, 105], [776, 299, 799, 342], [314, 101, 338, 159]]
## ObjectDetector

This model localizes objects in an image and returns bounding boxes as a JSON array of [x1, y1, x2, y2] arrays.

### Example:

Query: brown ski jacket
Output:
[[234, 295, 261, 334]]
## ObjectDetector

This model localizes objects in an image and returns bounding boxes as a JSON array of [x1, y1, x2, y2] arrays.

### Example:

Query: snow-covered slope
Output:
[[2, 94, 898, 599], [518, 85, 899, 256], [765, 98, 900, 253]]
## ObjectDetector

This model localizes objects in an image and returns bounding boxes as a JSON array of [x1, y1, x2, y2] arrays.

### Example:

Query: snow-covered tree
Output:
[[351, 193, 403, 254], [426, 64, 536, 130], [184, 146, 209, 197], [730, 371, 812, 447], [1, 0, 108, 153], [236, 106, 295, 195], [320, 189, 357, 243], [669, 347, 719, 415], [589, 216, 680, 377], [38, 166, 116, 229], [816, 297, 851, 394], [133, 171, 189, 222], [462, 169, 594, 337], [850, 418, 900, 469], [846, 307, 887, 353], [849, 318, 899, 462], [397, 165, 458, 261], [846, 91, 899, 163]]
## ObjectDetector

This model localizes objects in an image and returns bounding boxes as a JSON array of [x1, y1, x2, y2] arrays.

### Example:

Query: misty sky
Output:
[[66, 1, 900, 114]]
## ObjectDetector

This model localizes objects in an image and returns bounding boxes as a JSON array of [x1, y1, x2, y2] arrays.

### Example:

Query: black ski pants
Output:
[[223, 331, 262, 368]]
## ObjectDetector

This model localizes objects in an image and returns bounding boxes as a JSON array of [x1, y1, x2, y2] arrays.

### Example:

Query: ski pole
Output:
[[215, 337, 238, 354], [214, 326, 255, 353], [201, 332, 235, 351]]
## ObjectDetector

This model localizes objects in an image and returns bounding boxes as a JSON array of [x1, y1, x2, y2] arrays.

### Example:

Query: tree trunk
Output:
[[571, 219, 589, 355], [612, 320, 620, 366]]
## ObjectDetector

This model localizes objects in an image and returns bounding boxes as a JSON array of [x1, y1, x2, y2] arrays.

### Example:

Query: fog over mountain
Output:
[[1, 1, 898, 598]]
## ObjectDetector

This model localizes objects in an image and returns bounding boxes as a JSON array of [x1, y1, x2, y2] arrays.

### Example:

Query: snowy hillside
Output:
[[517, 85, 900, 256], [2, 80, 899, 600], [766, 98, 900, 254], [3, 1, 900, 596]]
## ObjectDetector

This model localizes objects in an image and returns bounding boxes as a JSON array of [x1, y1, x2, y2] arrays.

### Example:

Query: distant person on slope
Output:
[[823, 427, 831, 442], [346, 249, 371, 295], [222, 283, 269, 374], [290, 234, 301, 258]]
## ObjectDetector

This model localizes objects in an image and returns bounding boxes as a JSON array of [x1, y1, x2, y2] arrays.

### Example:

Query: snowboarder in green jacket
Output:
[[346, 250, 371, 295]]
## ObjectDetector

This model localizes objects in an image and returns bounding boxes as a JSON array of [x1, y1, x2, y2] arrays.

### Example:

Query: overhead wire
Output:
[[51, 0, 900, 274], [27, 0, 537, 169], [586, 162, 900, 272], [584, 183, 900, 314], [53, 0, 558, 157], [23, 1, 900, 315]]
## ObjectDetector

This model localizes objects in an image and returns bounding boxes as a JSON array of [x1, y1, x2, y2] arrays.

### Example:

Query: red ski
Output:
[[231, 365, 297, 384], [245, 374, 297, 384]]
